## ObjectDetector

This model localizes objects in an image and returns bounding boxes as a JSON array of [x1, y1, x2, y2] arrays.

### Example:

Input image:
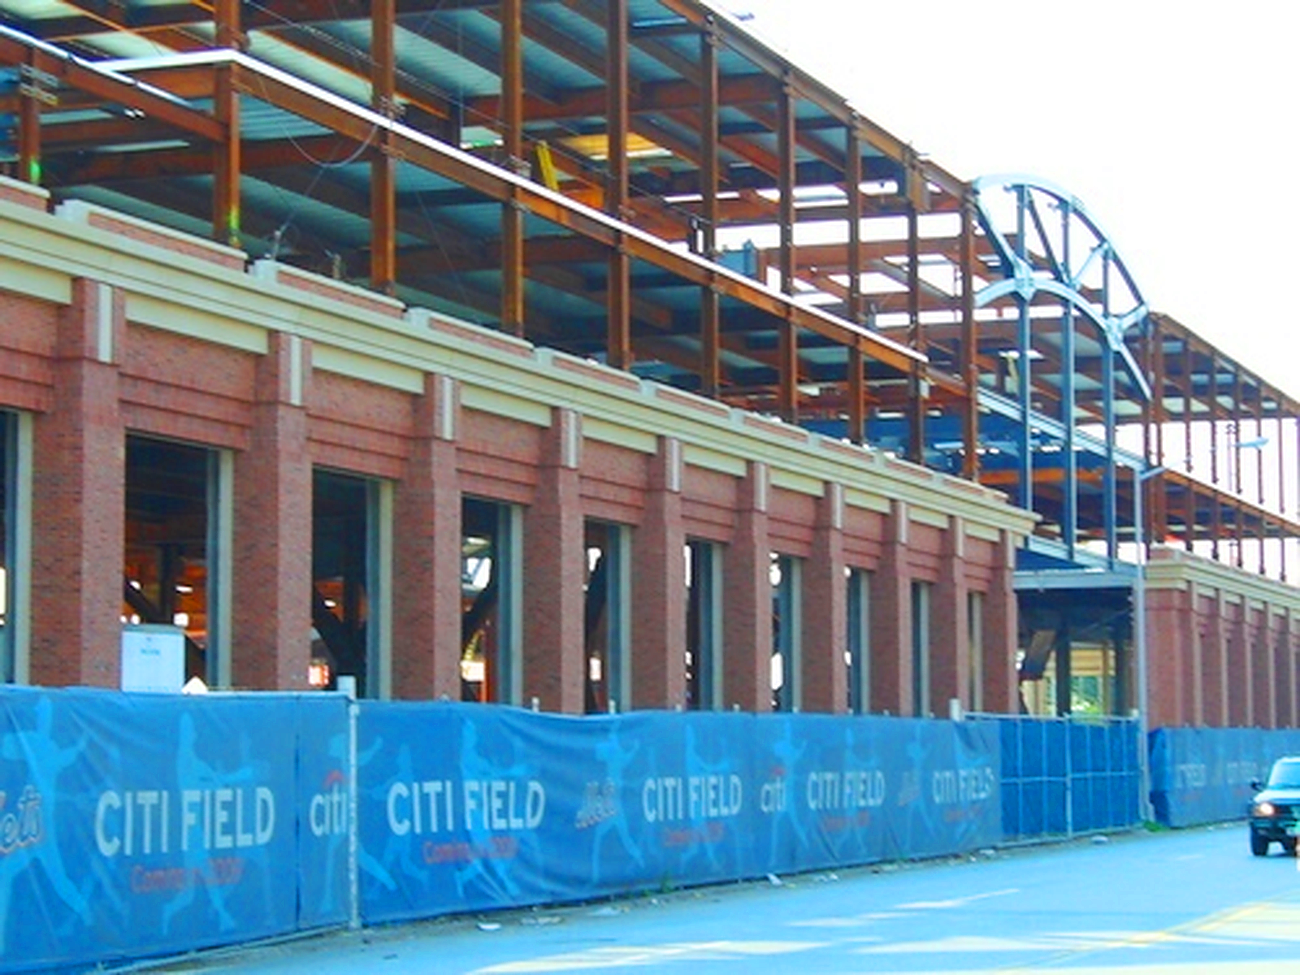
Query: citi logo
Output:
[[309, 770, 348, 837]]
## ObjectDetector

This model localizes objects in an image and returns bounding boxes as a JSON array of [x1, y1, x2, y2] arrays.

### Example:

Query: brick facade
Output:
[[1145, 546, 1300, 728], [0, 188, 1035, 715]]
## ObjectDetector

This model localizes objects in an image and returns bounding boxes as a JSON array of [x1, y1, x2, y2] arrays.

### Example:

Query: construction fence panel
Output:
[[0, 686, 346, 974], [2, 689, 1006, 970], [1149, 726, 1300, 827], [973, 715, 1140, 841], [354, 704, 1003, 925]]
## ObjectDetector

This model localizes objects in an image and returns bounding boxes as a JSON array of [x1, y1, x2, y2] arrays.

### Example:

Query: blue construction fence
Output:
[[1149, 726, 1300, 827], [971, 715, 1141, 840], [1, 686, 1003, 973]]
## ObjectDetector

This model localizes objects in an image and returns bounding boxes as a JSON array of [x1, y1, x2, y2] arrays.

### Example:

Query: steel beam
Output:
[[370, 0, 397, 295], [95, 50, 923, 376], [501, 0, 525, 335], [960, 195, 978, 479], [906, 204, 925, 466], [605, 0, 631, 370], [17, 55, 40, 184], [776, 76, 797, 422], [699, 23, 720, 396], [845, 128, 863, 324], [211, 2, 242, 246]]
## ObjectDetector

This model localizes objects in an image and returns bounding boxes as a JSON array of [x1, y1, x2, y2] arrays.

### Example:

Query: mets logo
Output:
[[0, 785, 43, 855], [574, 779, 619, 829]]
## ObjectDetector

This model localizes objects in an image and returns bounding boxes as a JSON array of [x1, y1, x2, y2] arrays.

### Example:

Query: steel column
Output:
[[17, 56, 40, 184], [1015, 187, 1032, 512], [699, 23, 720, 396], [1209, 356, 1220, 490], [1256, 398, 1266, 506], [907, 204, 925, 466], [1102, 254, 1116, 565], [1209, 355, 1220, 560], [1061, 200, 1077, 557], [1234, 369, 1244, 568], [1233, 369, 1244, 495], [606, 0, 631, 369], [777, 76, 797, 422], [1257, 395, 1266, 574], [1183, 339, 1194, 551], [1183, 341, 1194, 474], [212, 0, 243, 247], [845, 124, 865, 444], [1281, 413, 1289, 517], [960, 194, 978, 478], [1279, 414, 1288, 582], [1151, 316, 1168, 546], [845, 126, 863, 325], [370, 0, 397, 295], [501, 0, 525, 335]]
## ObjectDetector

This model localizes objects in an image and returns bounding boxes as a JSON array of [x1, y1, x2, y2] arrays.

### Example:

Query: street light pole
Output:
[[1134, 463, 1165, 823]]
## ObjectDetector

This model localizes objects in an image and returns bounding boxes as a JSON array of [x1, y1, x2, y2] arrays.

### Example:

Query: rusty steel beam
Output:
[[605, 0, 632, 370], [370, 0, 398, 295], [905, 205, 925, 465], [776, 77, 797, 422], [845, 127, 863, 327], [466, 72, 777, 124], [0, 30, 223, 142], [211, 0, 243, 246], [651, 0, 964, 201], [86, 50, 926, 376], [699, 25, 721, 396], [501, 0, 525, 336], [960, 195, 979, 480]]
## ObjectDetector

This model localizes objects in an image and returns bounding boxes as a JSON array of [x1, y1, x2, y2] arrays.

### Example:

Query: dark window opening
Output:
[[124, 435, 215, 686], [461, 497, 518, 704], [685, 540, 718, 710], [312, 469, 373, 697]]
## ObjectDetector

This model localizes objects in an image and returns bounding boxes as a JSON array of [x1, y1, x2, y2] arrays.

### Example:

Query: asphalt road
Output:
[[152, 824, 1300, 974]]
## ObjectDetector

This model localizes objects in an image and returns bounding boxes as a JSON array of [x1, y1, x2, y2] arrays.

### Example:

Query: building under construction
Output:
[[0, 0, 1296, 730]]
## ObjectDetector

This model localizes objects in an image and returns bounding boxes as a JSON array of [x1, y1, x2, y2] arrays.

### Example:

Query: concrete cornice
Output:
[[1145, 545, 1300, 611]]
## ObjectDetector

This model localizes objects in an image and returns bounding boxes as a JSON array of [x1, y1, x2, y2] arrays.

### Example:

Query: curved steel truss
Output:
[[972, 174, 1150, 403]]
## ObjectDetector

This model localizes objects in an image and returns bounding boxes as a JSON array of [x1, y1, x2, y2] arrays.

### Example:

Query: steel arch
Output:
[[971, 174, 1151, 402]]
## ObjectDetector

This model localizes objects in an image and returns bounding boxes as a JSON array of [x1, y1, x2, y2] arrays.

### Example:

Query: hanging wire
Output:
[[411, 187, 483, 323]]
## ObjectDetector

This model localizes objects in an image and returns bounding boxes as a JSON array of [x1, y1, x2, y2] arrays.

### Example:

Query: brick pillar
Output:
[[1189, 582, 1205, 726], [873, 500, 911, 715], [31, 279, 125, 687], [523, 407, 584, 713], [1145, 584, 1186, 728], [1228, 599, 1248, 727], [1248, 604, 1269, 728], [931, 515, 969, 713], [631, 436, 686, 710], [722, 461, 771, 712], [392, 373, 462, 700], [1263, 604, 1279, 729], [802, 482, 846, 713], [232, 332, 312, 690], [1283, 612, 1296, 729], [1203, 590, 1227, 727], [983, 528, 1017, 714]]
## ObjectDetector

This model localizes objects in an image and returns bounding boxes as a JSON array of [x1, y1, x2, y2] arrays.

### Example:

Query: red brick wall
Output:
[[0, 292, 56, 413], [0, 260, 1026, 713], [120, 324, 254, 447], [31, 280, 125, 686], [309, 372, 413, 479]]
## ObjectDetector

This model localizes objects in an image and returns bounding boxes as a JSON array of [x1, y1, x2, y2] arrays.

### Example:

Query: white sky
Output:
[[729, 0, 1300, 397]]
